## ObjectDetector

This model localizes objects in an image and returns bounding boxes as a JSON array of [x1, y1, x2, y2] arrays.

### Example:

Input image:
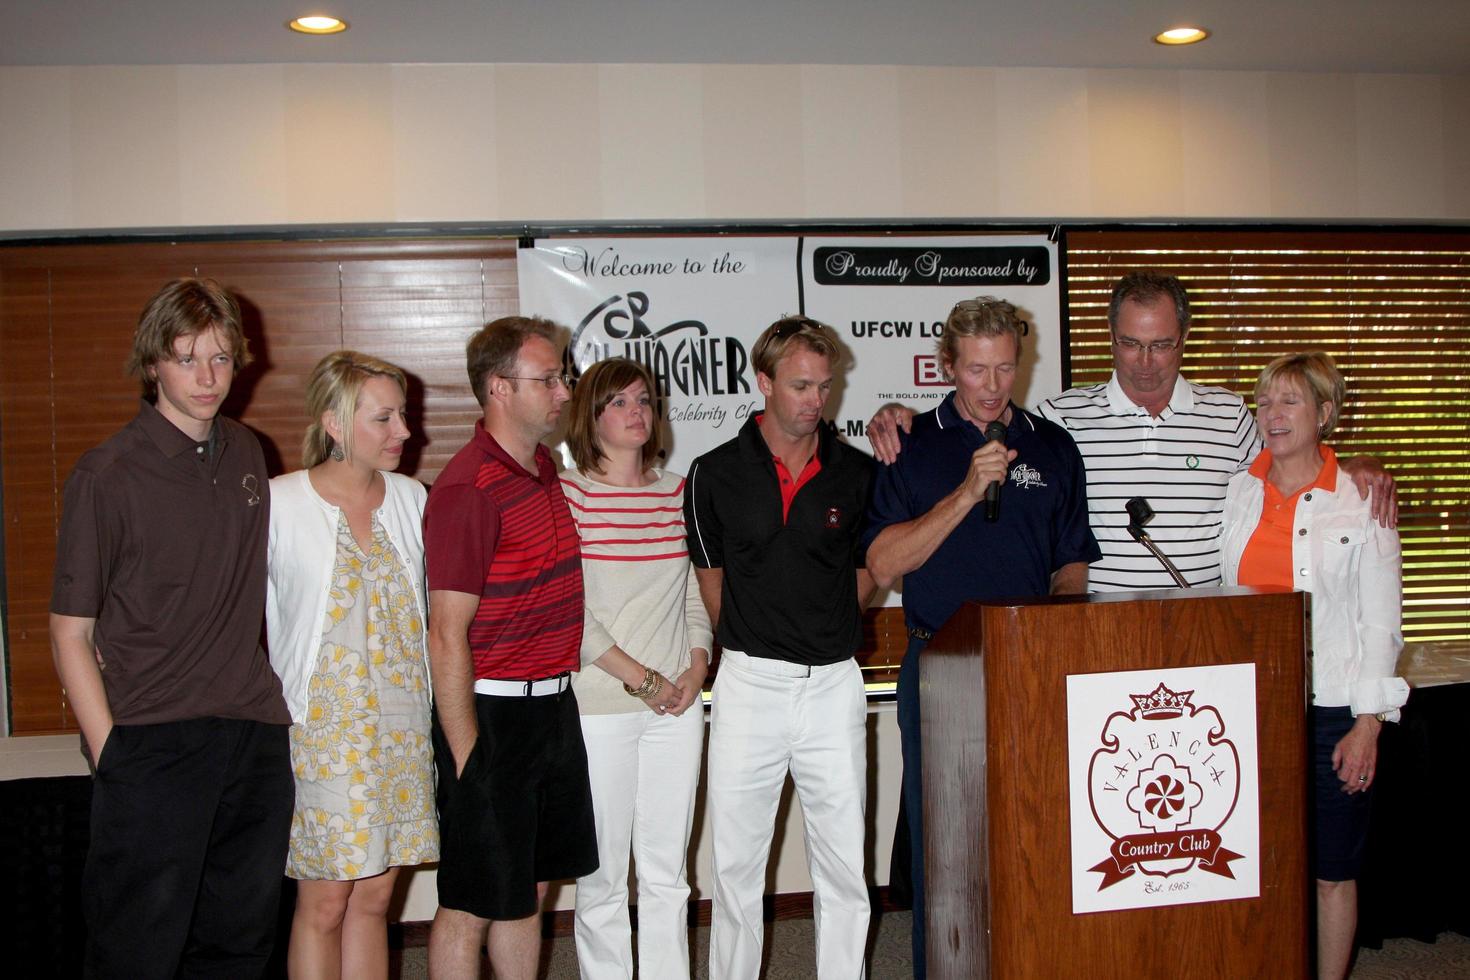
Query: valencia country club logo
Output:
[[1085, 682, 1245, 889]]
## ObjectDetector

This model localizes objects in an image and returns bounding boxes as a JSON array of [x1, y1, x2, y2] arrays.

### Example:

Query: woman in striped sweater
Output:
[[561, 357, 713, 980]]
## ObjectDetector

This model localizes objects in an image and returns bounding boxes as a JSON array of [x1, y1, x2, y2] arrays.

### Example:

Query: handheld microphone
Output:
[[1124, 496, 1190, 589], [984, 420, 1007, 522]]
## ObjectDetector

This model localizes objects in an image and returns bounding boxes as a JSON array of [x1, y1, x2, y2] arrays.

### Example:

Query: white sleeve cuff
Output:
[[1349, 676, 1410, 721]]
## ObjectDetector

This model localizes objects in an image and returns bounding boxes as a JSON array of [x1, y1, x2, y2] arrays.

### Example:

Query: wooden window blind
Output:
[[1065, 229, 1470, 645], [7, 230, 1466, 732], [0, 240, 520, 734]]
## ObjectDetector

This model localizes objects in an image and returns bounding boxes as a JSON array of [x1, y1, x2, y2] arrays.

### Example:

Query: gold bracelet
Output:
[[624, 667, 657, 699]]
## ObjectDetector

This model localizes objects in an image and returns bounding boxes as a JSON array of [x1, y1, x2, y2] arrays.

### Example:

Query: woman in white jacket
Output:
[[268, 351, 437, 980], [1221, 352, 1407, 980]]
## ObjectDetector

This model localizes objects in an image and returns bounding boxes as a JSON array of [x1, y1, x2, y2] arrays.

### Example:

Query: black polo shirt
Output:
[[684, 415, 874, 666], [51, 400, 288, 726], [862, 394, 1101, 635]]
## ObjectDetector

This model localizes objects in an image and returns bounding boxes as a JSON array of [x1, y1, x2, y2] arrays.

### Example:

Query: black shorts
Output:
[[432, 688, 598, 920], [1311, 705, 1374, 882]]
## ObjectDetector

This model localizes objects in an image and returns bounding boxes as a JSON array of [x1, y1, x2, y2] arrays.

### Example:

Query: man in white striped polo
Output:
[[867, 272, 1395, 592]]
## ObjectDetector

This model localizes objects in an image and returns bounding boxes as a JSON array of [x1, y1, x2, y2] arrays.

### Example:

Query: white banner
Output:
[[517, 237, 798, 473], [517, 233, 1062, 475], [801, 234, 1063, 441], [1066, 664, 1261, 914]]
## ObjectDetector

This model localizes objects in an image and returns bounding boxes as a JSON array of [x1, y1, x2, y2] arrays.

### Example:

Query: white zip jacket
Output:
[[266, 469, 430, 725], [1221, 459, 1408, 721]]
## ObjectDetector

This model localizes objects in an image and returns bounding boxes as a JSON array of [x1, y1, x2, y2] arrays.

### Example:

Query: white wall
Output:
[[2, 64, 1467, 232]]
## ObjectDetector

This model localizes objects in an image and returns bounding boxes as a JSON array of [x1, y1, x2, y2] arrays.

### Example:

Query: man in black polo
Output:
[[50, 279, 293, 978], [684, 316, 876, 980], [863, 297, 1101, 979]]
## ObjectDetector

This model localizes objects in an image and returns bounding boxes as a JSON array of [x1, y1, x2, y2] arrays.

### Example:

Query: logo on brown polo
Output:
[[1085, 682, 1245, 889]]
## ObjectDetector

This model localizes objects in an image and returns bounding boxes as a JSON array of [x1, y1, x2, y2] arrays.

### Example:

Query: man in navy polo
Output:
[[864, 297, 1100, 978]]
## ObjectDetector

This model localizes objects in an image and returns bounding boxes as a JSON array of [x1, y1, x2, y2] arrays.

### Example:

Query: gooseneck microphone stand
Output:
[[1125, 497, 1191, 589]]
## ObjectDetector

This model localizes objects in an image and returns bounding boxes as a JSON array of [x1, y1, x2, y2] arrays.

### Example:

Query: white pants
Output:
[[575, 705, 704, 980], [707, 651, 869, 980]]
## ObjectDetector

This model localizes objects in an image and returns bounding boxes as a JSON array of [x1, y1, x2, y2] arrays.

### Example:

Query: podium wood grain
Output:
[[921, 587, 1310, 978]]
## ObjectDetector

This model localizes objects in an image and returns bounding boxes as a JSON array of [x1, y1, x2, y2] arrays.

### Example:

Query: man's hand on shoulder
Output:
[[1341, 455, 1398, 529], [866, 404, 916, 464]]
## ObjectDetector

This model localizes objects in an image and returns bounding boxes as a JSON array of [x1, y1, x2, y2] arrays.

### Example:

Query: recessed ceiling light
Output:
[[1153, 26, 1210, 45], [287, 15, 349, 35]]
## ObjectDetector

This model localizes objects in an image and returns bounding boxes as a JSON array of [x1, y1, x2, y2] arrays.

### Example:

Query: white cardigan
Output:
[[1221, 460, 1408, 721], [266, 469, 430, 725]]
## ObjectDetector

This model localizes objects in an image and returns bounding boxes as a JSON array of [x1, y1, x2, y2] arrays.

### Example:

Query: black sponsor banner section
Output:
[[814, 245, 1052, 287]]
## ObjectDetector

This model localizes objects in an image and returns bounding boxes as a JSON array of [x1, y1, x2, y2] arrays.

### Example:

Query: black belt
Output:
[[907, 627, 933, 641]]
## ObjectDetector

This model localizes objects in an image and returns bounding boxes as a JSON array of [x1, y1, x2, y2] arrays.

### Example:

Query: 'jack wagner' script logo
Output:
[[568, 291, 751, 400], [1010, 463, 1047, 490], [814, 246, 1050, 286]]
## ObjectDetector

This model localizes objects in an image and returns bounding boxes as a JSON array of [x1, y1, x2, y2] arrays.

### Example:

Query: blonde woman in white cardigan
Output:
[[1221, 352, 1407, 980], [268, 351, 437, 980], [561, 358, 712, 980]]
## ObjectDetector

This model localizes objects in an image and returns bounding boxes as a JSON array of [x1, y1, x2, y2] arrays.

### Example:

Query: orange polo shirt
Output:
[[1237, 445, 1338, 589]]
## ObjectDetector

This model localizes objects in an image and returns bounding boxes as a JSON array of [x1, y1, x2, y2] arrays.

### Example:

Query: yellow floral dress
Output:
[[286, 514, 438, 879]]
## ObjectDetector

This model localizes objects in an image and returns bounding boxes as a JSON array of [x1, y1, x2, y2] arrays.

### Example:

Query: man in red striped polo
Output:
[[424, 316, 598, 980]]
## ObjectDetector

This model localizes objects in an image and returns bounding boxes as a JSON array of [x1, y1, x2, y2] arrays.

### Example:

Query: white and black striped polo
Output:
[[1037, 373, 1262, 592]]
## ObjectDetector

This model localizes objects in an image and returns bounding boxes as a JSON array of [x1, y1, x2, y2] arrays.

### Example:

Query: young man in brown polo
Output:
[[50, 278, 293, 978]]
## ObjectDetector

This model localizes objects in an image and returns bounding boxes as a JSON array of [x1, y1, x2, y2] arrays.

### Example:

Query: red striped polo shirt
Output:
[[425, 421, 583, 680]]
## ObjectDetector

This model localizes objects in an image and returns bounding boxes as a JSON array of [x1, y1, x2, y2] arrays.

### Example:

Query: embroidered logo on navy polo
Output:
[[825, 507, 842, 528], [1010, 463, 1048, 490]]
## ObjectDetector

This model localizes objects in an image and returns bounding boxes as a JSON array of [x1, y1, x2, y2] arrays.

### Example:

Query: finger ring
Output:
[[1358, 775, 1368, 782]]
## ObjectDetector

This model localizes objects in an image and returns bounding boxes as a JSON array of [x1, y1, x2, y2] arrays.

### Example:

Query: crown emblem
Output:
[[1130, 683, 1194, 720]]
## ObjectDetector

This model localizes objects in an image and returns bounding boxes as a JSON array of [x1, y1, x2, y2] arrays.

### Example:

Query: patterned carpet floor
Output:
[[393, 913, 1470, 978]]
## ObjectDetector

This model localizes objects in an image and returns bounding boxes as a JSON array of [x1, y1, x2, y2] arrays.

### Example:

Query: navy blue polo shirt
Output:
[[684, 415, 874, 666], [863, 394, 1101, 635]]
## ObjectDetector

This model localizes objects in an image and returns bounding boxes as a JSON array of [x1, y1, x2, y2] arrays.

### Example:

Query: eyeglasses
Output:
[[1112, 337, 1180, 356], [500, 374, 573, 390]]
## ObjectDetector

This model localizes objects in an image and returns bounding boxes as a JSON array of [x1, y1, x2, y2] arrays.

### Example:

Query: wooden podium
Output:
[[920, 586, 1310, 978]]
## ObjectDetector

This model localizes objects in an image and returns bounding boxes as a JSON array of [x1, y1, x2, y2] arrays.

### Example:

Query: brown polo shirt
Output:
[[50, 400, 288, 726]]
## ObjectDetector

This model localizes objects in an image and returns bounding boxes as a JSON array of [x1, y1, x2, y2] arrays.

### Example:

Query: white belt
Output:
[[474, 673, 572, 697], [721, 649, 834, 678]]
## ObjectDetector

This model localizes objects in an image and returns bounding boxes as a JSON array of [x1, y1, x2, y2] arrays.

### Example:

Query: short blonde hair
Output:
[[751, 316, 839, 378], [302, 350, 409, 468], [938, 297, 1028, 367], [1255, 351, 1346, 438], [566, 358, 662, 474]]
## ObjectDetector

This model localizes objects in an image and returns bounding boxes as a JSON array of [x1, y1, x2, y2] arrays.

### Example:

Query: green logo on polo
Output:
[[1186, 455, 1200, 469]]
